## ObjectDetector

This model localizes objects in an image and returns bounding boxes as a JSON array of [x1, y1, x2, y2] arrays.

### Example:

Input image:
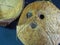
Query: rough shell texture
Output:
[[17, 1, 60, 45], [0, 0, 23, 26]]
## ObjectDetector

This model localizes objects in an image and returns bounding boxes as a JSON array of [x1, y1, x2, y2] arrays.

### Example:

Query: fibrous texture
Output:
[[17, 1, 60, 45]]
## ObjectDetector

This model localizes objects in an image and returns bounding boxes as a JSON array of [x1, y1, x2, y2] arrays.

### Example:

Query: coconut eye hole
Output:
[[26, 12, 32, 18], [39, 14, 45, 19]]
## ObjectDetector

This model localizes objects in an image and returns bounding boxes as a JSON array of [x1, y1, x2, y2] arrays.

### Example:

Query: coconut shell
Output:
[[17, 1, 60, 45], [0, 0, 24, 26]]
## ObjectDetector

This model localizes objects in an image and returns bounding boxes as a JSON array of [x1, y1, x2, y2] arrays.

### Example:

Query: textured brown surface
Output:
[[17, 1, 60, 45], [0, 18, 15, 26]]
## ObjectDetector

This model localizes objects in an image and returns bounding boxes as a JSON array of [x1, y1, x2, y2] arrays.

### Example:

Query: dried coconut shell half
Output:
[[0, 0, 24, 26], [17, 1, 60, 45]]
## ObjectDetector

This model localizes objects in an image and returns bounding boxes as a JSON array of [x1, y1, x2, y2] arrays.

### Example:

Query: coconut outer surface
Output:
[[17, 1, 60, 45], [0, 0, 24, 26]]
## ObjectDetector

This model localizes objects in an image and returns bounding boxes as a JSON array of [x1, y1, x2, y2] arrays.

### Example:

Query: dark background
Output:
[[0, 0, 60, 45]]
